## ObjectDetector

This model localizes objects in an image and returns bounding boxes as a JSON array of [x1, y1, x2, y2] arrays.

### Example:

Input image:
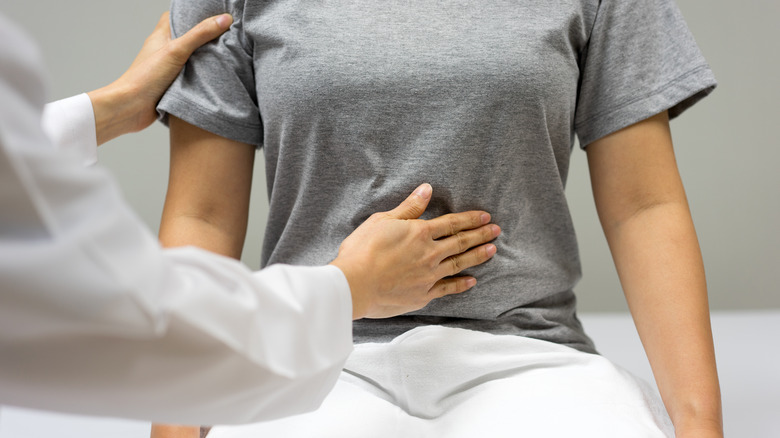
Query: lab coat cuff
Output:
[[320, 264, 354, 325], [42, 93, 98, 166], [250, 263, 354, 365], [283, 264, 354, 364]]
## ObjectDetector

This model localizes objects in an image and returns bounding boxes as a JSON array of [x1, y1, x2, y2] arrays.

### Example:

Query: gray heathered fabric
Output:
[[158, 0, 716, 353]]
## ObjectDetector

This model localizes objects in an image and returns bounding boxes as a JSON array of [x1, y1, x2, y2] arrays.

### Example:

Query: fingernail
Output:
[[486, 244, 497, 257], [465, 278, 477, 288], [480, 213, 491, 224], [215, 14, 233, 29], [414, 183, 432, 199], [491, 225, 501, 237]]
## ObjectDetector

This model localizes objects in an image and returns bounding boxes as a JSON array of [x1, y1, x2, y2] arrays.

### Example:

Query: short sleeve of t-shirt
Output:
[[157, 0, 262, 146], [574, 0, 716, 147]]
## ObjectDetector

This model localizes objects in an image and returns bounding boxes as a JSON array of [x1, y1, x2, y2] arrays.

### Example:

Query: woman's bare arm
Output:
[[158, 116, 255, 258], [586, 111, 722, 438]]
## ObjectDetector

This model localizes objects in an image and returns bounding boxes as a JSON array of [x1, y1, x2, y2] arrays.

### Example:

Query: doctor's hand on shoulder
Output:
[[332, 183, 500, 320], [86, 11, 232, 145]]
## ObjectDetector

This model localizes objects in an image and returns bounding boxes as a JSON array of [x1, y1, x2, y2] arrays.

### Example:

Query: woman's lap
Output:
[[210, 326, 673, 438]]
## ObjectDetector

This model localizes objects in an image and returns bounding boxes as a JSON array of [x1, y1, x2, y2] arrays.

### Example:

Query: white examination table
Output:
[[1, 311, 778, 437]]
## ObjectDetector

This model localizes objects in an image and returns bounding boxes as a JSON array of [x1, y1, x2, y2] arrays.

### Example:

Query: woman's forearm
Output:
[[587, 112, 722, 436], [603, 200, 722, 436]]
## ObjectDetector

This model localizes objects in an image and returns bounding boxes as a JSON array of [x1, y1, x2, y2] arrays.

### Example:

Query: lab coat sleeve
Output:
[[41, 93, 98, 166], [0, 14, 353, 425]]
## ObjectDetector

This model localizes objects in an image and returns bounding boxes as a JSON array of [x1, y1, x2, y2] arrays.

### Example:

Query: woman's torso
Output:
[[245, 1, 600, 352]]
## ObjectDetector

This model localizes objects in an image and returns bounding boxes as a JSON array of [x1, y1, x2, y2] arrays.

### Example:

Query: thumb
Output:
[[386, 183, 432, 220], [170, 13, 233, 61]]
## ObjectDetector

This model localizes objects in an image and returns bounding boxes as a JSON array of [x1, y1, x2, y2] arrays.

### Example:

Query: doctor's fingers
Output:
[[165, 13, 233, 64], [426, 210, 492, 240], [436, 242, 498, 281], [436, 223, 501, 261], [427, 276, 479, 299]]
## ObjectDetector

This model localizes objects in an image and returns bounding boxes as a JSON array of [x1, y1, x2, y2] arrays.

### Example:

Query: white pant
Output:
[[210, 326, 673, 438]]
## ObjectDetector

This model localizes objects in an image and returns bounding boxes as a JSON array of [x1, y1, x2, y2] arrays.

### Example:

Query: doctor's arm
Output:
[[586, 111, 722, 438], [0, 128, 349, 425], [0, 126, 496, 427]]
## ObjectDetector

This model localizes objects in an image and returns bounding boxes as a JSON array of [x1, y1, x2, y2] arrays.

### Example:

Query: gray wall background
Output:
[[4, 0, 778, 312]]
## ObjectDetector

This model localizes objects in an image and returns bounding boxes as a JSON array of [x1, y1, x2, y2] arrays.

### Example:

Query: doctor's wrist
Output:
[[87, 82, 141, 146], [327, 261, 369, 320]]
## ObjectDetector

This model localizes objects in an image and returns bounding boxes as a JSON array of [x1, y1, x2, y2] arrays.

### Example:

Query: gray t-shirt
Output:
[[158, 0, 716, 353]]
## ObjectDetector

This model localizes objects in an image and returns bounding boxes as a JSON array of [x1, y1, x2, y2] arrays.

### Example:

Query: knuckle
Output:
[[464, 249, 482, 268], [455, 232, 468, 253], [425, 253, 440, 270], [479, 245, 491, 261], [449, 256, 462, 274], [368, 212, 385, 223], [416, 223, 432, 241], [442, 279, 461, 297], [447, 280, 460, 295], [407, 202, 424, 218], [428, 282, 444, 299], [449, 280, 463, 296], [447, 217, 458, 237], [471, 212, 482, 228]]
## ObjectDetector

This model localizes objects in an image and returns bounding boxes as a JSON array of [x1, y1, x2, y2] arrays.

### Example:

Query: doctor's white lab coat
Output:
[[0, 13, 353, 426]]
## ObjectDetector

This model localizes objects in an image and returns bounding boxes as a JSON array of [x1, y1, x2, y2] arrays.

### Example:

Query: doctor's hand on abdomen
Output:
[[331, 183, 501, 320]]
